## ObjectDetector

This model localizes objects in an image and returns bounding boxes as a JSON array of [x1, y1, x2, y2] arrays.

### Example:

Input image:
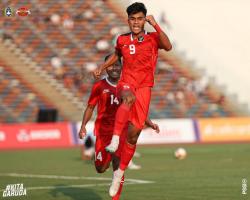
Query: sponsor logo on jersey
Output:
[[103, 89, 110, 93], [123, 85, 130, 89]]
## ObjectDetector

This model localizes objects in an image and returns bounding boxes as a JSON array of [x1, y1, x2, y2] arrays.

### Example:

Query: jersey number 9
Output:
[[129, 44, 135, 54]]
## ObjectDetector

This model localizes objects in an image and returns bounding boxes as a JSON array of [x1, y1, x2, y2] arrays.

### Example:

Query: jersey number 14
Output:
[[110, 94, 119, 105]]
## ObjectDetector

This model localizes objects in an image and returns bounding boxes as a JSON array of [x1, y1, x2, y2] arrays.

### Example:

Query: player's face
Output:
[[106, 62, 121, 80], [128, 12, 146, 35]]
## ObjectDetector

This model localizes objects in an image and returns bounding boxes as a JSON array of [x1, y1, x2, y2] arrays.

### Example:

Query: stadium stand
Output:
[[0, 59, 62, 123], [0, 0, 245, 123]]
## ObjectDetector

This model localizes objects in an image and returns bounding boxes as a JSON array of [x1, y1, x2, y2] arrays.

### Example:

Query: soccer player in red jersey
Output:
[[93, 2, 172, 196], [79, 55, 159, 200]]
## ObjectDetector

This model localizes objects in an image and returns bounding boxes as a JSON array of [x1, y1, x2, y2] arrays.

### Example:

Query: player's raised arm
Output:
[[146, 15, 172, 51], [93, 52, 120, 79]]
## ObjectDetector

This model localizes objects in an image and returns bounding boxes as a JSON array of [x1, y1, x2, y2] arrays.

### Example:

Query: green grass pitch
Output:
[[0, 143, 249, 200]]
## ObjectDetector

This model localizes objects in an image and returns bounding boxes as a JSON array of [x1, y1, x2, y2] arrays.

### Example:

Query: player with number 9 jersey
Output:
[[116, 31, 159, 89], [93, 3, 172, 197]]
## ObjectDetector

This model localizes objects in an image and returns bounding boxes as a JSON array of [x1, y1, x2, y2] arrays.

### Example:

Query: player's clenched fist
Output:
[[146, 15, 157, 26], [78, 126, 87, 139]]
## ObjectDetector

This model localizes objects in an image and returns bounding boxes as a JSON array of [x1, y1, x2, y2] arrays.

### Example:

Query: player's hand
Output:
[[78, 127, 87, 139], [146, 15, 157, 27], [151, 123, 160, 133], [93, 67, 103, 80]]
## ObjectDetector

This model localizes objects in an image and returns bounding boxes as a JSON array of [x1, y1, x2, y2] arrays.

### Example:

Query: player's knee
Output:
[[130, 95, 136, 103], [95, 165, 108, 173], [96, 169, 106, 173], [127, 134, 139, 145], [123, 94, 135, 106]]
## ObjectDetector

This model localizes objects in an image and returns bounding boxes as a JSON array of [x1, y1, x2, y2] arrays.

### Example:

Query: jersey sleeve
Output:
[[115, 35, 122, 55], [88, 82, 100, 106], [151, 32, 160, 49]]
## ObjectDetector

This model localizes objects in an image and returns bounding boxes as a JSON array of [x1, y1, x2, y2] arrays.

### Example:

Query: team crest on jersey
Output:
[[138, 36, 144, 42], [103, 89, 110, 93]]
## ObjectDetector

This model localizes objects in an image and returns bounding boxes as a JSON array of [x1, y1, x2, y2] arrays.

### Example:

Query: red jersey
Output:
[[88, 78, 120, 136], [115, 31, 160, 88]]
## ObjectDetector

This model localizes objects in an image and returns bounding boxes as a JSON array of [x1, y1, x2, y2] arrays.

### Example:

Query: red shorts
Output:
[[117, 82, 151, 129], [94, 131, 126, 167]]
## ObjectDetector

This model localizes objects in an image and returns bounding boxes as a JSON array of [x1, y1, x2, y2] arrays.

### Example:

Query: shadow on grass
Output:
[[50, 185, 102, 200]]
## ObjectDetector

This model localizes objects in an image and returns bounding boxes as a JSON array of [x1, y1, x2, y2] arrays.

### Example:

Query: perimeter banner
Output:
[[197, 118, 250, 142], [73, 119, 196, 145], [138, 119, 196, 144], [0, 122, 73, 149]]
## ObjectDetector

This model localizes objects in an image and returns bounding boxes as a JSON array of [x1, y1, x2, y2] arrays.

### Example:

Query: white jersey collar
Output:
[[105, 77, 117, 87], [130, 30, 148, 41]]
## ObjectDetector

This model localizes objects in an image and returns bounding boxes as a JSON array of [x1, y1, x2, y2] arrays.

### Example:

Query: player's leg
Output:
[[120, 123, 141, 170], [95, 136, 112, 173], [111, 155, 125, 200], [95, 158, 110, 173], [95, 132, 126, 173], [109, 87, 151, 197], [119, 87, 151, 171], [128, 159, 141, 170], [106, 84, 136, 153], [109, 124, 141, 196], [111, 130, 126, 200]]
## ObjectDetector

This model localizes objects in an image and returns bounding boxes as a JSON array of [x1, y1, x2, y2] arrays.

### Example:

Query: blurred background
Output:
[[0, 0, 250, 200], [0, 0, 249, 123]]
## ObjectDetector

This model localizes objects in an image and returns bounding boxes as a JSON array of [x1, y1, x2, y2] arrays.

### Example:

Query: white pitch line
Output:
[[0, 173, 111, 181], [0, 182, 137, 192], [0, 173, 155, 184], [26, 183, 110, 190], [0, 173, 153, 192]]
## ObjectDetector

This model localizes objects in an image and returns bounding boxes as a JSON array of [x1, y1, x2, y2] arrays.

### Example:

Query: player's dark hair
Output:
[[104, 54, 121, 65], [126, 2, 147, 16]]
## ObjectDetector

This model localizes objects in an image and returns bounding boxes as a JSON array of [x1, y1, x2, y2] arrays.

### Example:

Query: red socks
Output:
[[114, 104, 130, 136], [120, 142, 136, 170], [112, 175, 124, 200]]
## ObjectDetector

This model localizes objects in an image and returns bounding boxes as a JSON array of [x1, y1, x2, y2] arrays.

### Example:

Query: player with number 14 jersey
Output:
[[88, 77, 120, 137]]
